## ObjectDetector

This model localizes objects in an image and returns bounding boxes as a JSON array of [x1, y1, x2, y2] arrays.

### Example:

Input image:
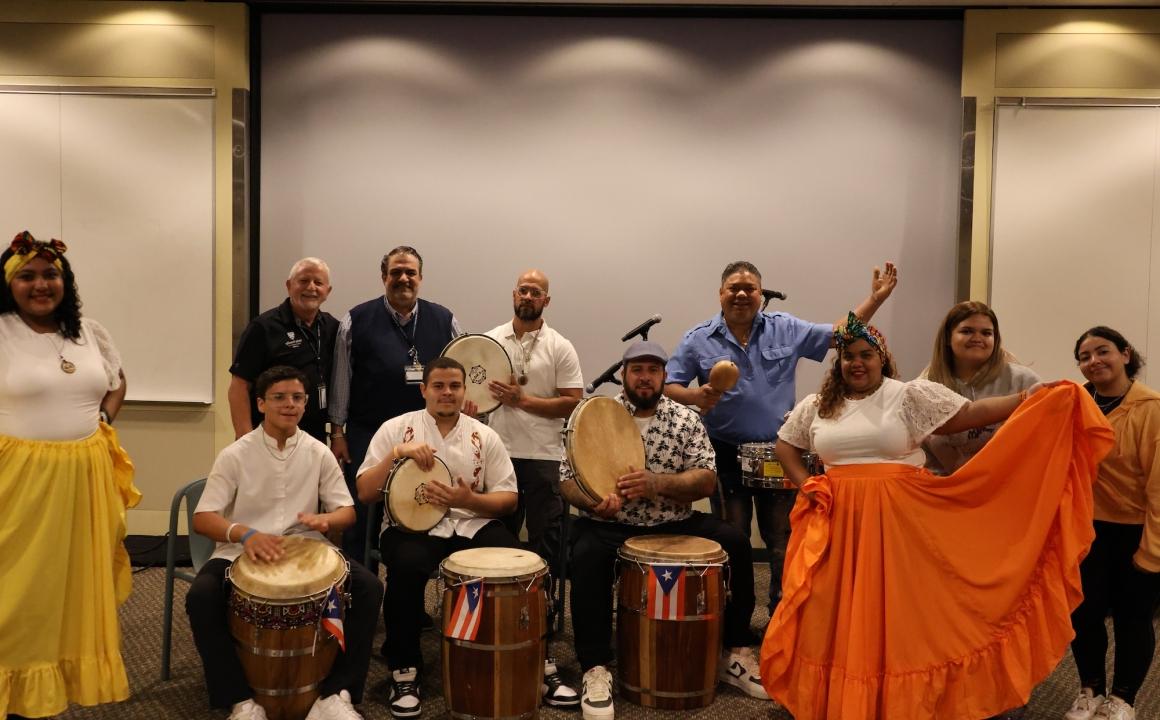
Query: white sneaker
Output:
[[228, 699, 269, 720], [306, 690, 363, 720], [580, 665, 615, 719], [1094, 695, 1136, 720], [542, 656, 580, 708], [1065, 689, 1107, 720], [388, 667, 422, 718], [719, 647, 771, 700]]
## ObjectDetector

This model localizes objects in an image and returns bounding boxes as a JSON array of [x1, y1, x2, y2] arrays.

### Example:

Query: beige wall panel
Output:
[[996, 32, 1160, 89], [0, 22, 214, 78]]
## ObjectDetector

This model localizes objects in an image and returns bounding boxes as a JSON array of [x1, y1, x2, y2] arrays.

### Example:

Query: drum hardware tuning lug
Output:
[[519, 606, 530, 630], [697, 589, 706, 615], [640, 585, 648, 612]]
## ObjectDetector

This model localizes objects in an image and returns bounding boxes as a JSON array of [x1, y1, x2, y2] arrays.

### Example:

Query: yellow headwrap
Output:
[[4, 231, 67, 285]]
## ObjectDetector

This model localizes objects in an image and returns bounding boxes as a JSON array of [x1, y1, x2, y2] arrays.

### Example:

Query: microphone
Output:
[[762, 289, 787, 302], [620, 314, 662, 343], [585, 361, 623, 394]]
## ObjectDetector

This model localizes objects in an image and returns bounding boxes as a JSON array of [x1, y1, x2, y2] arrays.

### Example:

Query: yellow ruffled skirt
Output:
[[0, 423, 140, 717]]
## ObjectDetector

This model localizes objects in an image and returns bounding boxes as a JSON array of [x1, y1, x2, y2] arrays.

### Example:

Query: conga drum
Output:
[[382, 456, 451, 533], [737, 442, 796, 491], [440, 547, 549, 720], [227, 536, 349, 720], [440, 334, 513, 414], [561, 396, 646, 511], [616, 535, 727, 710]]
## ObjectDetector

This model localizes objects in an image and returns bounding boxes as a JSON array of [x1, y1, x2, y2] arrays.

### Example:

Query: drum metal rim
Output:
[[226, 549, 350, 602], [439, 565, 549, 589], [439, 333, 513, 415], [562, 396, 638, 505]]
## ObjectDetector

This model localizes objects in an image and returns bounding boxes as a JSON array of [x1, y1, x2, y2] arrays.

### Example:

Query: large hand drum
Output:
[[227, 536, 349, 720], [440, 334, 513, 414], [383, 456, 452, 533], [561, 396, 646, 510]]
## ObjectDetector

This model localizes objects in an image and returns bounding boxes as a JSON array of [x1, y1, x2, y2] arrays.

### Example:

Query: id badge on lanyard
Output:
[[405, 347, 423, 385]]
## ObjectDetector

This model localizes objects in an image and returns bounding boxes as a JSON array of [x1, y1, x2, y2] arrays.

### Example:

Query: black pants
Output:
[[340, 421, 376, 568], [1070, 520, 1160, 705], [501, 458, 565, 577], [186, 555, 383, 709], [379, 521, 521, 670], [710, 438, 794, 611], [569, 513, 757, 671]]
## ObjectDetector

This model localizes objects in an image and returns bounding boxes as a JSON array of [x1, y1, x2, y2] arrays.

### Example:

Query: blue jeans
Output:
[[710, 438, 795, 611]]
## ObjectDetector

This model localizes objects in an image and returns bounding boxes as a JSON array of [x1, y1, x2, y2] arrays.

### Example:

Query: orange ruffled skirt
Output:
[[760, 383, 1114, 720]]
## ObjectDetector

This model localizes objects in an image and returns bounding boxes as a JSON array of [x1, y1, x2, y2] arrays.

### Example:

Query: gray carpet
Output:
[[49, 565, 1160, 720]]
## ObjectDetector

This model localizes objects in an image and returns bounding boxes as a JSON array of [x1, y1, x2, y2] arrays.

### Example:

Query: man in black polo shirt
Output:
[[228, 257, 339, 443]]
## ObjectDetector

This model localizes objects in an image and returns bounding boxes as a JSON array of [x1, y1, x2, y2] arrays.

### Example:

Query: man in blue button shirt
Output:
[[664, 259, 897, 615]]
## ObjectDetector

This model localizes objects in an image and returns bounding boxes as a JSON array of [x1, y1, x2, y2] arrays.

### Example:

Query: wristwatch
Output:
[[99, 409, 112, 425]]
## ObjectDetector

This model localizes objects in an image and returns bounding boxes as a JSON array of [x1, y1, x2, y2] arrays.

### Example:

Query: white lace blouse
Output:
[[778, 378, 968, 467]]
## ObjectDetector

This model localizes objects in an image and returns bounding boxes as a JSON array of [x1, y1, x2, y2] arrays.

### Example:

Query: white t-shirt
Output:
[[196, 427, 353, 562], [484, 320, 583, 461], [359, 409, 517, 539], [0, 314, 122, 441], [778, 378, 967, 467]]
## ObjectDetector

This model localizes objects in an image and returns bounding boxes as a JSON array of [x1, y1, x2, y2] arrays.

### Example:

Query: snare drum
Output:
[[440, 334, 513, 414], [737, 442, 795, 491], [227, 536, 349, 720], [440, 547, 549, 720], [616, 535, 727, 710], [561, 396, 645, 510], [382, 456, 451, 533]]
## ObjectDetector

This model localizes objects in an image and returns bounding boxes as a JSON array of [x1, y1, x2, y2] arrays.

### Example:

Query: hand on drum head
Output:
[[617, 467, 659, 501], [296, 511, 330, 534], [462, 399, 480, 417], [488, 376, 522, 409], [425, 476, 480, 509], [592, 492, 622, 519], [397, 442, 437, 471], [243, 532, 285, 564]]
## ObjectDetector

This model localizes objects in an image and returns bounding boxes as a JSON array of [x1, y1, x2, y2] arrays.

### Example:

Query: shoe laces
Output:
[[1096, 696, 1133, 720], [1074, 690, 1101, 712], [392, 668, 420, 698], [583, 666, 613, 702]]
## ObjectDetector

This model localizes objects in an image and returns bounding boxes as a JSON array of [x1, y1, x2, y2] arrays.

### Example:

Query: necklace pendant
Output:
[[518, 373, 528, 386], [60, 357, 76, 374]]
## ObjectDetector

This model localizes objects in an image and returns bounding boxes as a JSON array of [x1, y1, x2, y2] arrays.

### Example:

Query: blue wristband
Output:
[[240, 528, 258, 545]]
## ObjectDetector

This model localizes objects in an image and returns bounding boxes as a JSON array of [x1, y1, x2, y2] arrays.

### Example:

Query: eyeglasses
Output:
[[266, 392, 308, 405], [516, 286, 545, 299]]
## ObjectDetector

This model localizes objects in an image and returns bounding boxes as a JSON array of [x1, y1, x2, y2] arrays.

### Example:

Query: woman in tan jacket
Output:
[[1066, 326, 1160, 720]]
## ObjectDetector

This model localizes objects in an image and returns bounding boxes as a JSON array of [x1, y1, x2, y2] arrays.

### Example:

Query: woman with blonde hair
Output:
[[922, 301, 1040, 476]]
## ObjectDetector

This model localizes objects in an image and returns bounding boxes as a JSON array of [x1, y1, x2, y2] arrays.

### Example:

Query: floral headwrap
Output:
[[4, 231, 67, 285], [834, 311, 887, 354]]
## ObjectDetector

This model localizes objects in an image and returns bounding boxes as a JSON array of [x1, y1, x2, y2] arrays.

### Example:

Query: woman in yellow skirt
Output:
[[0, 232, 140, 718], [761, 314, 1113, 720]]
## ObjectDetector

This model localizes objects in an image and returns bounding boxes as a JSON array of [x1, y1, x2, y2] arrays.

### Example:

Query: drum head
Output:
[[440, 334, 513, 414], [442, 547, 546, 578], [387, 457, 452, 533], [620, 534, 726, 564], [230, 536, 346, 599], [564, 397, 646, 504]]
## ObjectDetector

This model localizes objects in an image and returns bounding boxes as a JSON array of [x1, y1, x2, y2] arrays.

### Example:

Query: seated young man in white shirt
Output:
[[356, 356, 521, 718], [186, 366, 383, 720]]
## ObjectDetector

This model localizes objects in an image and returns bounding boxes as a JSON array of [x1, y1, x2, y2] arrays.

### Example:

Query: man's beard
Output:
[[624, 384, 660, 410], [514, 302, 543, 322]]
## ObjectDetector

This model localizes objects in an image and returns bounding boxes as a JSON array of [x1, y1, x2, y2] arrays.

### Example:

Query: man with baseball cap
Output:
[[563, 341, 768, 720]]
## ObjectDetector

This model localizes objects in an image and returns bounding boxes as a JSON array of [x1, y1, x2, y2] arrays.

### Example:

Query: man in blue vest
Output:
[[329, 246, 462, 566]]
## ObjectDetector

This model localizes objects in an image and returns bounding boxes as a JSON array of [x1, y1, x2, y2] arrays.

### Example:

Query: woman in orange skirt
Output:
[[761, 313, 1113, 720]]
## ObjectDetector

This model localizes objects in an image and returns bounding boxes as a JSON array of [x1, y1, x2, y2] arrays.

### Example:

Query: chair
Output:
[[160, 478, 215, 681]]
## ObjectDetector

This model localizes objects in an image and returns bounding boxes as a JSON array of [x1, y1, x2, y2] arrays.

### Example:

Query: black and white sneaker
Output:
[[388, 667, 422, 718], [542, 657, 580, 708], [580, 665, 614, 719], [719, 647, 772, 701]]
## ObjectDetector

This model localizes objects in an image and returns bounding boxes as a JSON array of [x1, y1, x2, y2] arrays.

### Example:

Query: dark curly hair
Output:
[[816, 342, 900, 419], [0, 247, 83, 340]]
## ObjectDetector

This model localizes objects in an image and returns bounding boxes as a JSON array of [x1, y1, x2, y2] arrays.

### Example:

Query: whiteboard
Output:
[[0, 90, 215, 403], [258, 15, 964, 394], [992, 104, 1158, 386]]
